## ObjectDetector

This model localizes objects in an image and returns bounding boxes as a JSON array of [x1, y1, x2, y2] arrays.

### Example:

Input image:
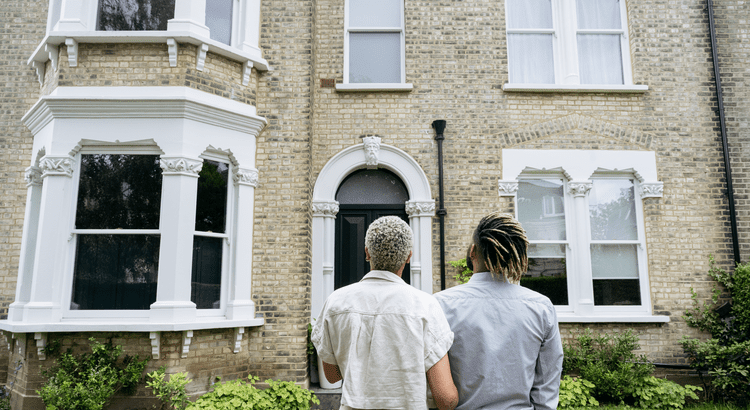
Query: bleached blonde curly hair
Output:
[[365, 216, 413, 273]]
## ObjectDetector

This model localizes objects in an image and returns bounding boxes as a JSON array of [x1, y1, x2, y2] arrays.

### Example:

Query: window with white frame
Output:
[[345, 0, 405, 84], [505, 0, 633, 86], [97, 0, 176, 31]]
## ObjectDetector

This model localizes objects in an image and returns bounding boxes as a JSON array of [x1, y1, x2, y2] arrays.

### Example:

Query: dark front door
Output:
[[335, 206, 410, 289]]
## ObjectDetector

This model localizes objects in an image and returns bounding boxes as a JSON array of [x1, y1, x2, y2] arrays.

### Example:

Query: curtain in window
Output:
[[576, 0, 624, 84], [506, 0, 554, 84], [206, 0, 233, 45], [350, 33, 401, 83]]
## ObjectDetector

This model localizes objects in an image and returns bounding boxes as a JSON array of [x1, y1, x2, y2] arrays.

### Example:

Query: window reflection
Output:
[[97, 0, 175, 31]]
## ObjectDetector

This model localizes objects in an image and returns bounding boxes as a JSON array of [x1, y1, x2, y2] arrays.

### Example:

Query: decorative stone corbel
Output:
[[498, 180, 519, 197], [35, 333, 47, 361], [243, 61, 253, 86], [13, 333, 26, 357], [233, 167, 259, 187], [159, 156, 203, 177], [24, 166, 43, 187], [405, 200, 436, 217], [1, 331, 11, 351], [181, 330, 193, 359], [65, 38, 78, 67], [233, 327, 245, 353], [39, 156, 76, 178], [639, 181, 664, 199], [311, 200, 339, 217], [167, 39, 178, 67], [196, 43, 208, 71], [362, 136, 381, 169], [45, 43, 59, 72], [149, 332, 161, 360], [32, 61, 45, 85], [567, 181, 593, 198]]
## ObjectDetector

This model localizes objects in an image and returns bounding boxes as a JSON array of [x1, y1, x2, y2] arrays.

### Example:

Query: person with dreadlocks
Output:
[[434, 212, 563, 410]]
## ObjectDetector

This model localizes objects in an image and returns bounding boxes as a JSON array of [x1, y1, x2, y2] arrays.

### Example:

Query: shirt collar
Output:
[[468, 271, 509, 283], [361, 270, 408, 284]]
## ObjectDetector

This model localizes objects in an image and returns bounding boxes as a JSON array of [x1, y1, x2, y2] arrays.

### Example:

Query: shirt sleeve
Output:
[[423, 298, 454, 371], [530, 303, 564, 410], [311, 302, 338, 366]]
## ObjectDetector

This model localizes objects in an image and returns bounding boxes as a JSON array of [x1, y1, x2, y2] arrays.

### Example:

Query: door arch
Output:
[[311, 140, 435, 321]]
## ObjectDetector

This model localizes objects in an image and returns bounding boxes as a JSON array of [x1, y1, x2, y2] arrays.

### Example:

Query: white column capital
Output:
[[24, 166, 43, 186], [639, 181, 664, 199], [39, 155, 75, 178], [498, 180, 519, 197], [568, 181, 593, 197], [405, 200, 436, 217], [233, 167, 259, 187], [159, 156, 203, 177], [312, 200, 339, 217]]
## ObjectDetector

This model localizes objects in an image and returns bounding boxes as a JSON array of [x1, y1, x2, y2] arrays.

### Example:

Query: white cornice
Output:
[[22, 87, 267, 136]]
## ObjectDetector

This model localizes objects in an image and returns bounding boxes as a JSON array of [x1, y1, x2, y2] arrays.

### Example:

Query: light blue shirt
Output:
[[434, 272, 563, 410]]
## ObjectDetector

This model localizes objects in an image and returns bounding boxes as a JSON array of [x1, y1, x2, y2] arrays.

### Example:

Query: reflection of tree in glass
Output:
[[97, 0, 175, 31], [589, 184, 636, 241], [75, 154, 162, 230], [195, 161, 228, 233]]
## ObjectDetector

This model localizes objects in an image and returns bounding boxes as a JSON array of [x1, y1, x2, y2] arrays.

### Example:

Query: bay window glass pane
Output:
[[350, 0, 401, 28], [518, 179, 566, 240], [589, 179, 636, 240], [195, 160, 229, 233], [192, 236, 223, 309], [349, 33, 401, 83], [576, 0, 621, 29], [508, 34, 555, 84], [578, 34, 623, 84], [97, 0, 175, 31], [593, 279, 641, 305], [522, 258, 568, 306], [206, 0, 233, 45], [71, 234, 159, 310], [76, 154, 162, 230], [506, 0, 553, 29], [591, 244, 638, 278]]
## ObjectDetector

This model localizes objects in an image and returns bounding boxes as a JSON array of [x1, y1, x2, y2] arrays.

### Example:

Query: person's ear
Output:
[[405, 251, 412, 264], [365, 247, 371, 262]]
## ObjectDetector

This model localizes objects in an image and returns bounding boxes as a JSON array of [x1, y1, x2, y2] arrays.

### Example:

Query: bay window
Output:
[[97, 0, 176, 31]]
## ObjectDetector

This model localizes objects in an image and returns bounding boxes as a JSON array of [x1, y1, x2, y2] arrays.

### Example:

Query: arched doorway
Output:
[[334, 169, 410, 289]]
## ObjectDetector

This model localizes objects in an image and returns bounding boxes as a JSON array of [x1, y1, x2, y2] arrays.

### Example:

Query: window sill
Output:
[[335, 83, 414, 92], [503, 83, 648, 93], [557, 314, 670, 323], [0, 316, 264, 333], [28, 31, 270, 71]]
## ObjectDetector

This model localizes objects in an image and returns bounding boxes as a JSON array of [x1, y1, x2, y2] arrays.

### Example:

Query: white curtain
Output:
[[506, 0, 554, 83], [576, 0, 623, 84], [576, 0, 621, 29], [350, 0, 401, 28], [506, 0, 553, 29], [349, 33, 401, 83]]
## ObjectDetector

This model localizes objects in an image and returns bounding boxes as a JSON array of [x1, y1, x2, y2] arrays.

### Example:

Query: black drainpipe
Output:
[[708, 0, 741, 265], [433, 120, 447, 290]]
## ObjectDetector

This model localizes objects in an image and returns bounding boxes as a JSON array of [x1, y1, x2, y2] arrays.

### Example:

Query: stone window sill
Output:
[[557, 314, 670, 323], [335, 83, 414, 92], [503, 83, 648, 93]]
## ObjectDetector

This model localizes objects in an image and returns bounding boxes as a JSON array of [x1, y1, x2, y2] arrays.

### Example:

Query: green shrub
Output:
[[146, 367, 192, 410], [682, 257, 750, 405], [558, 375, 599, 408], [631, 376, 701, 410], [449, 258, 472, 284], [38, 337, 148, 410]]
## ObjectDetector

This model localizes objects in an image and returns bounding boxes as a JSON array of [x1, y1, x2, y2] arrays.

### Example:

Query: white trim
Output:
[[0, 317, 263, 333], [558, 315, 669, 323], [311, 143, 434, 322], [503, 84, 648, 93], [336, 83, 414, 92]]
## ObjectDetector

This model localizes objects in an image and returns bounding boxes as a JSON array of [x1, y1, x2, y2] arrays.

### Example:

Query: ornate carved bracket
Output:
[[45, 43, 59, 72], [35, 332, 47, 361], [312, 200, 339, 217], [24, 166, 43, 187], [233, 167, 259, 187], [405, 200, 436, 217], [233, 327, 245, 353], [167, 38, 178, 67], [362, 136, 381, 169], [639, 182, 664, 199], [65, 38, 78, 67], [181, 330, 193, 358], [160, 156, 203, 176], [149, 331, 161, 360], [39, 156, 75, 178], [243, 61, 253, 86], [568, 181, 593, 197], [498, 180, 519, 197], [196, 43, 208, 71]]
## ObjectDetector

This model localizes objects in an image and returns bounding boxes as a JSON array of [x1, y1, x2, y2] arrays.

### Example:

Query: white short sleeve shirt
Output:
[[312, 270, 454, 410]]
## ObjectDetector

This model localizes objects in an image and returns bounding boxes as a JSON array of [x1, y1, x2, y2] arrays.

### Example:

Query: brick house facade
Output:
[[0, 0, 748, 408]]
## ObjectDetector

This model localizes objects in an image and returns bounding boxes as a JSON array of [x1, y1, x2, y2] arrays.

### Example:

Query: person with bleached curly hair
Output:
[[312, 216, 458, 410], [435, 212, 563, 410]]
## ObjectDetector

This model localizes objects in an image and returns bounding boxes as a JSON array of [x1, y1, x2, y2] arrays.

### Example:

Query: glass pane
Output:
[[589, 179, 636, 240], [518, 179, 566, 240], [578, 34, 624, 84], [529, 243, 565, 258], [591, 244, 638, 278], [192, 236, 223, 309], [350, 0, 401, 28], [336, 169, 409, 204], [76, 154, 162, 230], [206, 0, 233, 45], [594, 279, 641, 305], [195, 160, 229, 233], [577, 0, 621, 29], [506, 0, 553, 29], [71, 234, 159, 310], [522, 257, 568, 305], [508, 34, 555, 84], [349, 33, 401, 83], [97, 0, 175, 31]]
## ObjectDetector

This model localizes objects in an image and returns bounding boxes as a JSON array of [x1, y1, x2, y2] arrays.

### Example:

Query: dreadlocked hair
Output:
[[472, 212, 529, 283]]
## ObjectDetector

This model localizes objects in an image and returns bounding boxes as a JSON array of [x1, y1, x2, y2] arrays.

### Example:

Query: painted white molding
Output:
[[181, 330, 193, 358], [160, 156, 204, 177], [39, 155, 75, 178], [311, 142, 434, 322], [567, 181, 593, 198], [167, 38, 178, 67], [196, 43, 208, 71], [233, 167, 259, 187], [639, 182, 664, 198], [233, 327, 244, 353], [405, 200, 436, 217], [24, 166, 43, 187], [45, 43, 58, 72], [336, 83, 414, 92], [35, 332, 47, 360], [503, 84, 648, 93], [32, 61, 45, 86], [150, 332, 160, 360], [498, 180, 519, 197], [65, 38, 78, 67], [362, 136, 381, 168], [243, 61, 253, 86]]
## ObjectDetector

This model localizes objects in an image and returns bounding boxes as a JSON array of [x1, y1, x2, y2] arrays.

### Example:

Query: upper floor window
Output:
[[505, 0, 633, 87], [345, 0, 405, 84], [205, 0, 236, 45], [97, 0, 176, 31]]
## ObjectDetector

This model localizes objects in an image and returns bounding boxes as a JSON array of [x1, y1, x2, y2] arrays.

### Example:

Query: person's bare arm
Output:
[[426, 354, 458, 410], [322, 361, 342, 384]]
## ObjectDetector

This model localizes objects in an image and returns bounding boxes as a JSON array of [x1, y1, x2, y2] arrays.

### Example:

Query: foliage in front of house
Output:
[[560, 329, 701, 409], [449, 258, 472, 284], [681, 257, 750, 405]]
